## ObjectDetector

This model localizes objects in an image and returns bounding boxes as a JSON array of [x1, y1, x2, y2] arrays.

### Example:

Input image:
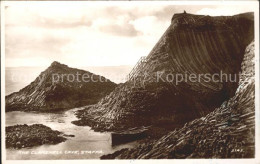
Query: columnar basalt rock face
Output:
[[6, 61, 117, 112], [74, 12, 254, 132], [101, 41, 255, 159]]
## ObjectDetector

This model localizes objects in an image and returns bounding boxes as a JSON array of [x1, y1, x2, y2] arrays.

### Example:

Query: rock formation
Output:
[[6, 61, 117, 112], [73, 12, 254, 132], [6, 124, 67, 149], [101, 41, 255, 159]]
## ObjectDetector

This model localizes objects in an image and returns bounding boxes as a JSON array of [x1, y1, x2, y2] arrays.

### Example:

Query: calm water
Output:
[[6, 108, 137, 160], [5, 65, 136, 159]]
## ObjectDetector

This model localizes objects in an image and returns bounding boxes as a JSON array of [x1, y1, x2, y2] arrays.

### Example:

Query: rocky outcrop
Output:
[[101, 41, 255, 159], [6, 124, 67, 149], [74, 12, 254, 132], [6, 61, 117, 112]]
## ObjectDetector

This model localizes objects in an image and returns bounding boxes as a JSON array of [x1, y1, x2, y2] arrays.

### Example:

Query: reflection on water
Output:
[[5, 108, 137, 160]]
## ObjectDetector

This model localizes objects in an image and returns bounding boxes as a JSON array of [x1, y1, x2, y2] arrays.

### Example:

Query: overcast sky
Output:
[[4, 2, 257, 67]]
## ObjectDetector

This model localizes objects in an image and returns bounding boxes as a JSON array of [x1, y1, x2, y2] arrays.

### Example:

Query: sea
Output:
[[5, 65, 137, 160]]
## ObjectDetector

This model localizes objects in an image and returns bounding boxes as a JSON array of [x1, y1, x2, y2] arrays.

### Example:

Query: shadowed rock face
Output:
[[5, 62, 117, 112], [101, 41, 255, 159], [74, 12, 254, 132]]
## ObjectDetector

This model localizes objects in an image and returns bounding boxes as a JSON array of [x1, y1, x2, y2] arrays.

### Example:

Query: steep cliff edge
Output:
[[101, 41, 255, 159], [73, 12, 254, 132], [6, 61, 117, 112]]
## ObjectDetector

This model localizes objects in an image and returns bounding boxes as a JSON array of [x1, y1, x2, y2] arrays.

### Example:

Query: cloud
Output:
[[4, 3, 257, 67], [5, 6, 92, 29], [130, 16, 168, 36], [98, 24, 141, 37], [196, 5, 256, 16], [91, 15, 141, 37], [34, 17, 92, 29], [5, 26, 72, 61]]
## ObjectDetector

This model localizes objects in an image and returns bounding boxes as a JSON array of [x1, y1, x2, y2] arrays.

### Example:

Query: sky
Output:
[[4, 2, 257, 67]]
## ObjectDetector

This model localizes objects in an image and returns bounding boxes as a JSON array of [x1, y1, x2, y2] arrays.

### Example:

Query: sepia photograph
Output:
[[1, 0, 259, 163]]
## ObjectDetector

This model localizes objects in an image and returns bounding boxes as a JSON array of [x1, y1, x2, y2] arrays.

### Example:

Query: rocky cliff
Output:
[[101, 41, 255, 159], [73, 12, 254, 132], [6, 61, 117, 112]]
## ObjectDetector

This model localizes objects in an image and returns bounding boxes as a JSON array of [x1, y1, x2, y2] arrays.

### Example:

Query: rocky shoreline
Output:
[[6, 124, 68, 149], [5, 61, 117, 112], [72, 106, 184, 140], [71, 12, 254, 134], [5, 11, 255, 160], [100, 41, 255, 159]]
